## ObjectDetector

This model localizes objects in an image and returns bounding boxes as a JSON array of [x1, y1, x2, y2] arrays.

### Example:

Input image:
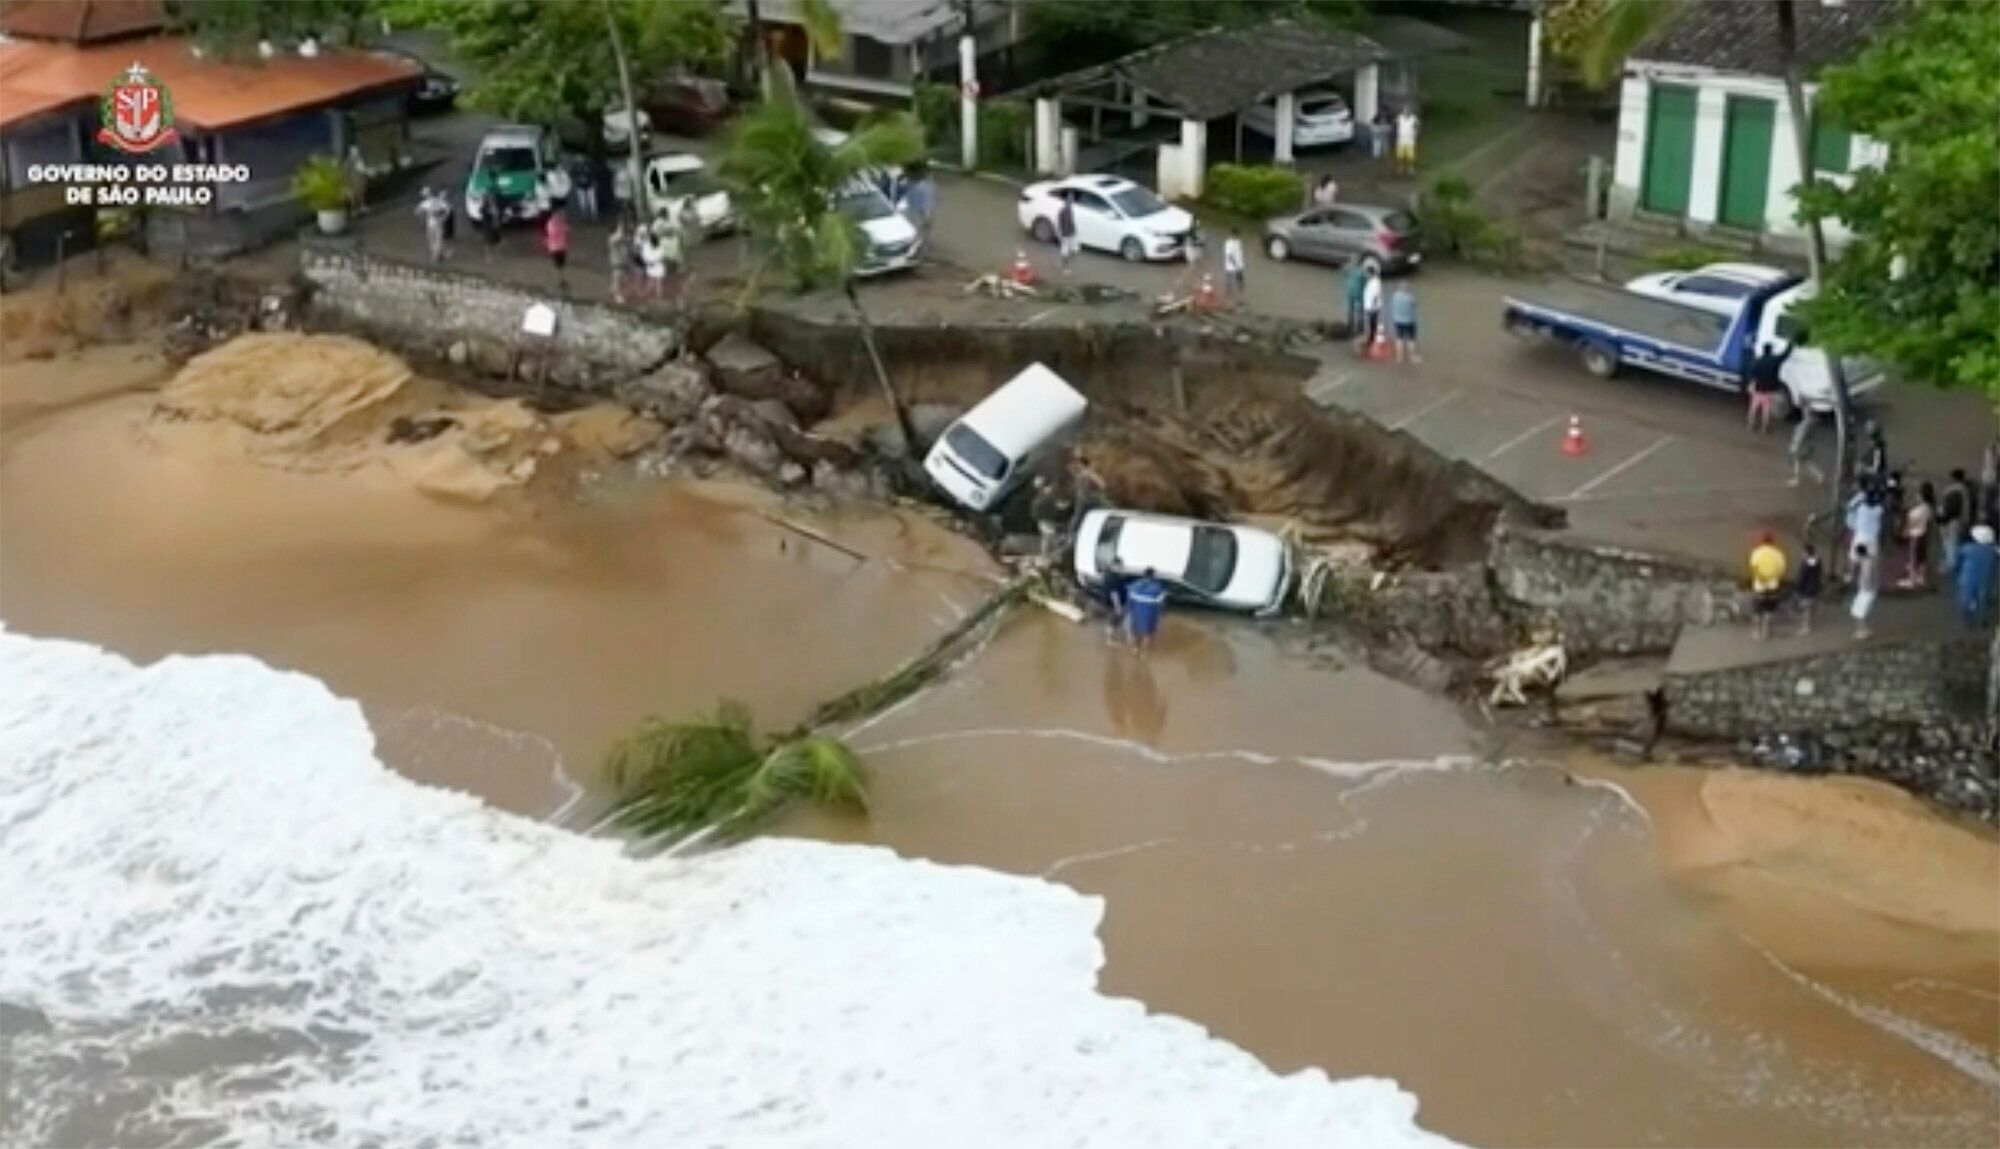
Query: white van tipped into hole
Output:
[[923, 363, 1089, 512]]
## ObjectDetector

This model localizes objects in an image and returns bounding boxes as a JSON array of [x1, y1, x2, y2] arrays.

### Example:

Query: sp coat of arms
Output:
[[98, 63, 178, 154]]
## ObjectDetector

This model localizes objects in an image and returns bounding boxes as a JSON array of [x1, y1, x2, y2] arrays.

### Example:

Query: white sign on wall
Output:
[[521, 303, 557, 338]]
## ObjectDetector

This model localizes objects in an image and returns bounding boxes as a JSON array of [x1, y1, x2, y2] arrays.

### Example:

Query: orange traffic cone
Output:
[[1195, 273, 1219, 312], [1561, 414, 1588, 456], [1009, 250, 1035, 286], [1368, 326, 1392, 361]]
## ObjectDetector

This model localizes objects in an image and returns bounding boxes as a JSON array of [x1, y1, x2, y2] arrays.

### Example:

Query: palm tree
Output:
[[720, 69, 925, 450], [604, 700, 866, 844], [1578, 0, 1854, 524]]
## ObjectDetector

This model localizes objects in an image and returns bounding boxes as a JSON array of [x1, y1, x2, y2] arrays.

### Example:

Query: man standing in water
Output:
[[1126, 568, 1168, 651]]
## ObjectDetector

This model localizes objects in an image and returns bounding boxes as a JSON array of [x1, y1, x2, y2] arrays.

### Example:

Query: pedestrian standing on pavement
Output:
[[1747, 531, 1787, 641], [572, 157, 599, 221], [1222, 229, 1246, 297], [1845, 485, 1885, 583], [1056, 197, 1079, 273], [1390, 282, 1420, 364], [1951, 524, 1996, 630], [1343, 258, 1367, 342], [1940, 468, 1972, 579], [1126, 568, 1168, 651], [1859, 420, 1888, 485], [1787, 408, 1821, 486], [1394, 105, 1420, 176], [478, 188, 503, 262], [416, 187, 450, 263], [1745, 341, 1790, 433], [1901, 480, 1936, 589], [638, 230, 666, 301], [1848, 542, 1879, 641], [344, 145, 369, 214], [608, 220, 631, 304], [1371, 110, 1391, 161], [656, 216, 684, 303], [1358, 265, 1384, 354], [1794, 542, 1824, 636], [899, 162, 937, 245], [543, 207, 569, 290]]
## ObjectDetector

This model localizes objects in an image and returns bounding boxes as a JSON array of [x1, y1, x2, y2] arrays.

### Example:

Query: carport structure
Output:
[[1023, 19, 1391, 198]]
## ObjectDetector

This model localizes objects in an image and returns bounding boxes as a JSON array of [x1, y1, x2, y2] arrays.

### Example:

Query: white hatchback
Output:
[[1017, 174, 1198, 262], [1073, 509, 1293, 617], [1242, 90, 1356, 148], [1624, 261, 1792, 318]]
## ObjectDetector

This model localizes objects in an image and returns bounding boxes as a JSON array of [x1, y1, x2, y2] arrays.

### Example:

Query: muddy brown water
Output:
[[3, 353, 1997, 1148]]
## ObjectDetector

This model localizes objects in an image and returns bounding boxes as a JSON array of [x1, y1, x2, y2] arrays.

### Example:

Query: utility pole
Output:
[[957, 0, 978, 168], [601, 0, 645, 228]]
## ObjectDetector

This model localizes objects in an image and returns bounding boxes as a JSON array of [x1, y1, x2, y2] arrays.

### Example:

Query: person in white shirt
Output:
[[1221, 229, 1246, 297], [1395, 105, 1420, 175], [1360, 265, 1384, 348]]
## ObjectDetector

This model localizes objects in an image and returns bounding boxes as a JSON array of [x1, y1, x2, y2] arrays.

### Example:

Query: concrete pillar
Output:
[[1034, 96, 1063, 174], [1131, 87, 1148, 128], [1274, 92, 1296, 165], [1179, 117, 1207, 199], [1526, 13, 1544, 108], [1060, 127, 1079, 176], [1354, 64, 1380, 125], [1608, 73, 1647, 219], [959, 33, 978, 170], [1766, 95, 1805, 237]]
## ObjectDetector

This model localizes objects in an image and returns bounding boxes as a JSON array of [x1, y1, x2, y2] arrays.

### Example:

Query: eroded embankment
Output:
[[746, 310, 1559, 567]]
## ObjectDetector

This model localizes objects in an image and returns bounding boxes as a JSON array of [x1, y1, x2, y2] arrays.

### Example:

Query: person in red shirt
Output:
[[543, 209, 569, 289]]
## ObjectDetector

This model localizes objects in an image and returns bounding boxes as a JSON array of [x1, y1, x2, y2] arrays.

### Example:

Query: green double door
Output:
[[1717, 95, 1776, 229], [1640, 84, 1696, 215]]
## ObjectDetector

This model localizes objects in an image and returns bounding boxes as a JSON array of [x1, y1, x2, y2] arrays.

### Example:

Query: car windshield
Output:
[[1301, 97, 1349, 117], [487, 146, 538, 174], [1109, 186, 1166, 218], [836, 186, 895, 222], [1182, 526, 1239, 596], [942, 424, 1008, 481]]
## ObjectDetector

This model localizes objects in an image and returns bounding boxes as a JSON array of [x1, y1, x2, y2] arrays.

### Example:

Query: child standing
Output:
[[1848, 542, 1879, 641], [1222, 229, 1246, 298]]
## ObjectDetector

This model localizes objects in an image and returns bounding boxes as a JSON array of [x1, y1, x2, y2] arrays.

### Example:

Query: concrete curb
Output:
[[933, 162, 1029, 189]]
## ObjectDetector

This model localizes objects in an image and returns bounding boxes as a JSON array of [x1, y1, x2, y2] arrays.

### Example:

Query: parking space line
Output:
[[1562, 436, 1676, 501], [1304, 372, 1355, 404], [1388, 389, 1461, 431], [1485, 415, 1563, 461], [1560, 478, 1802, 504]]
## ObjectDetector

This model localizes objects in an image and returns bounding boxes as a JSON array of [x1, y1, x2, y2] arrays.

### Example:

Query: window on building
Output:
[[847, 34, 897, 80], [1810, 118, 1851, 174], [5, 118, 80, 186]]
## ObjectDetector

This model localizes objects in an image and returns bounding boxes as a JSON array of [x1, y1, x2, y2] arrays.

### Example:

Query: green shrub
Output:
[[1202, 163, 1305, 220], [291, 154, 349, 212], [913, 82, 956, 146], [1646, 242, 1741, 271], [978, 98, 1030, 169]]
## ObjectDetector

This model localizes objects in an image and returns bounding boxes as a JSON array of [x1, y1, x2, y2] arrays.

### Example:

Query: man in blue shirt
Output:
[[899, 163, 936, 244], [1390, 283, 1419, 364], [1952, 524, 1996, 630], [1125, 568, 1168, 650]]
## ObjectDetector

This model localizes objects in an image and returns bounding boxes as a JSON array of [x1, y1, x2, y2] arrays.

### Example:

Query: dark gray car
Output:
[[1262, 203, 1423, 274]]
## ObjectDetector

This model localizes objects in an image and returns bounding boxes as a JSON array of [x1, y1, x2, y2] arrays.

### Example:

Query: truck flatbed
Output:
[[1504, 278, 1731, 355]]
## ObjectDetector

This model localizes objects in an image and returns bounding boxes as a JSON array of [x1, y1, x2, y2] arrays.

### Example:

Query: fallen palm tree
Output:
[[603, 574, 1036, 846]]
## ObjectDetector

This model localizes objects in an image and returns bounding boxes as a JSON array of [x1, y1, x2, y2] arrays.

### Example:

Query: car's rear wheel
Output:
[[1030, 217, 1055, 244], [1580, 341, 1621, 378], [1267, 236, 1290, 262], [1120, 237, 1145, 262]]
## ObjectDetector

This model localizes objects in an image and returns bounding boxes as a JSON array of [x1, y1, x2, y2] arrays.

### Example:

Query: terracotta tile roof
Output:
[[0, 34, 421, 131], [0, 0, 165, 45], [1632, 0, 1905, 77]]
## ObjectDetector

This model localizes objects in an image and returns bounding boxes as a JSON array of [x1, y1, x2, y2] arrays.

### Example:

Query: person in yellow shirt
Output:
[[1748, 531, 1788, 640]]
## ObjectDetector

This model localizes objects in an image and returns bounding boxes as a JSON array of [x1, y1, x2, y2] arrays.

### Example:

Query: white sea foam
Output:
[[0, 629, 1464, 1149]]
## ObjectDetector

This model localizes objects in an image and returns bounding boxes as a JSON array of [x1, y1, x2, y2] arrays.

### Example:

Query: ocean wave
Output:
[[0, 628, 1463, 1149]]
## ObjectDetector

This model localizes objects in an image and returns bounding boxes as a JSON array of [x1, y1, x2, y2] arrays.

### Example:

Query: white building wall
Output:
[[1614, 63, 1884, 247], [1685, 84, 1728, 225]]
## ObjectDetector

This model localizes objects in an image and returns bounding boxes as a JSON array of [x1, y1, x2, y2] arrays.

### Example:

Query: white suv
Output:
[[1242, 91, 1356, 148], [1017, 174, 1197, 262]]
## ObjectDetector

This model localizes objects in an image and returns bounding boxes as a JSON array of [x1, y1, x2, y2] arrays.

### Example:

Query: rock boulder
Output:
[[705, 332, 785, 400]]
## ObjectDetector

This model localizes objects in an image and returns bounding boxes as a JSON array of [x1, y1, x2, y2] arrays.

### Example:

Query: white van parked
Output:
[[924, 363, 1089, 511]]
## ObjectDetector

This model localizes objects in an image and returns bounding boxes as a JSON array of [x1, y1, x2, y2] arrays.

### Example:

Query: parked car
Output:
[[1241, 90, 1356, 149], [645, 73, 732, 136], [1623, 261, 1792, 318], [464, 126, 567, 224], [1017, 174, 1198, 263], [1073, 509, 1294, 617], [924, 363, 1088, 512], [836, 178, 921, 277], [383, 50, 459, 116], [1262, 203, 1422, 274], [641, 153, 734, 232]]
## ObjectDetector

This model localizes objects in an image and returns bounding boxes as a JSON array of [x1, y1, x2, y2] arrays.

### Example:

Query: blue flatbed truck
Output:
[[1500, 275, 1877, 412]]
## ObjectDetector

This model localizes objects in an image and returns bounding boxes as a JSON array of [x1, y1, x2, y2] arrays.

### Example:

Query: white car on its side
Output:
[[1017, 174, 1198, 262], [1241, 90, 1356, 148], [1624, 261, 1791, 318], [1073, 509, 1293, 617]]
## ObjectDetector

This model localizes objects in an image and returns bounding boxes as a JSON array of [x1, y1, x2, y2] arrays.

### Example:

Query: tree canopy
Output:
[[1796, 0, 2000, 398], [380, 0, 735, 125], [166, 0, 375, 55]]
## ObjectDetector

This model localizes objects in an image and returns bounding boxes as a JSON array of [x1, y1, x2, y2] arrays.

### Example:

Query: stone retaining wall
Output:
[[300, 244, 678, 390], [1664, 637, 1985, 739], [1487, 527, 1746, 656]]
